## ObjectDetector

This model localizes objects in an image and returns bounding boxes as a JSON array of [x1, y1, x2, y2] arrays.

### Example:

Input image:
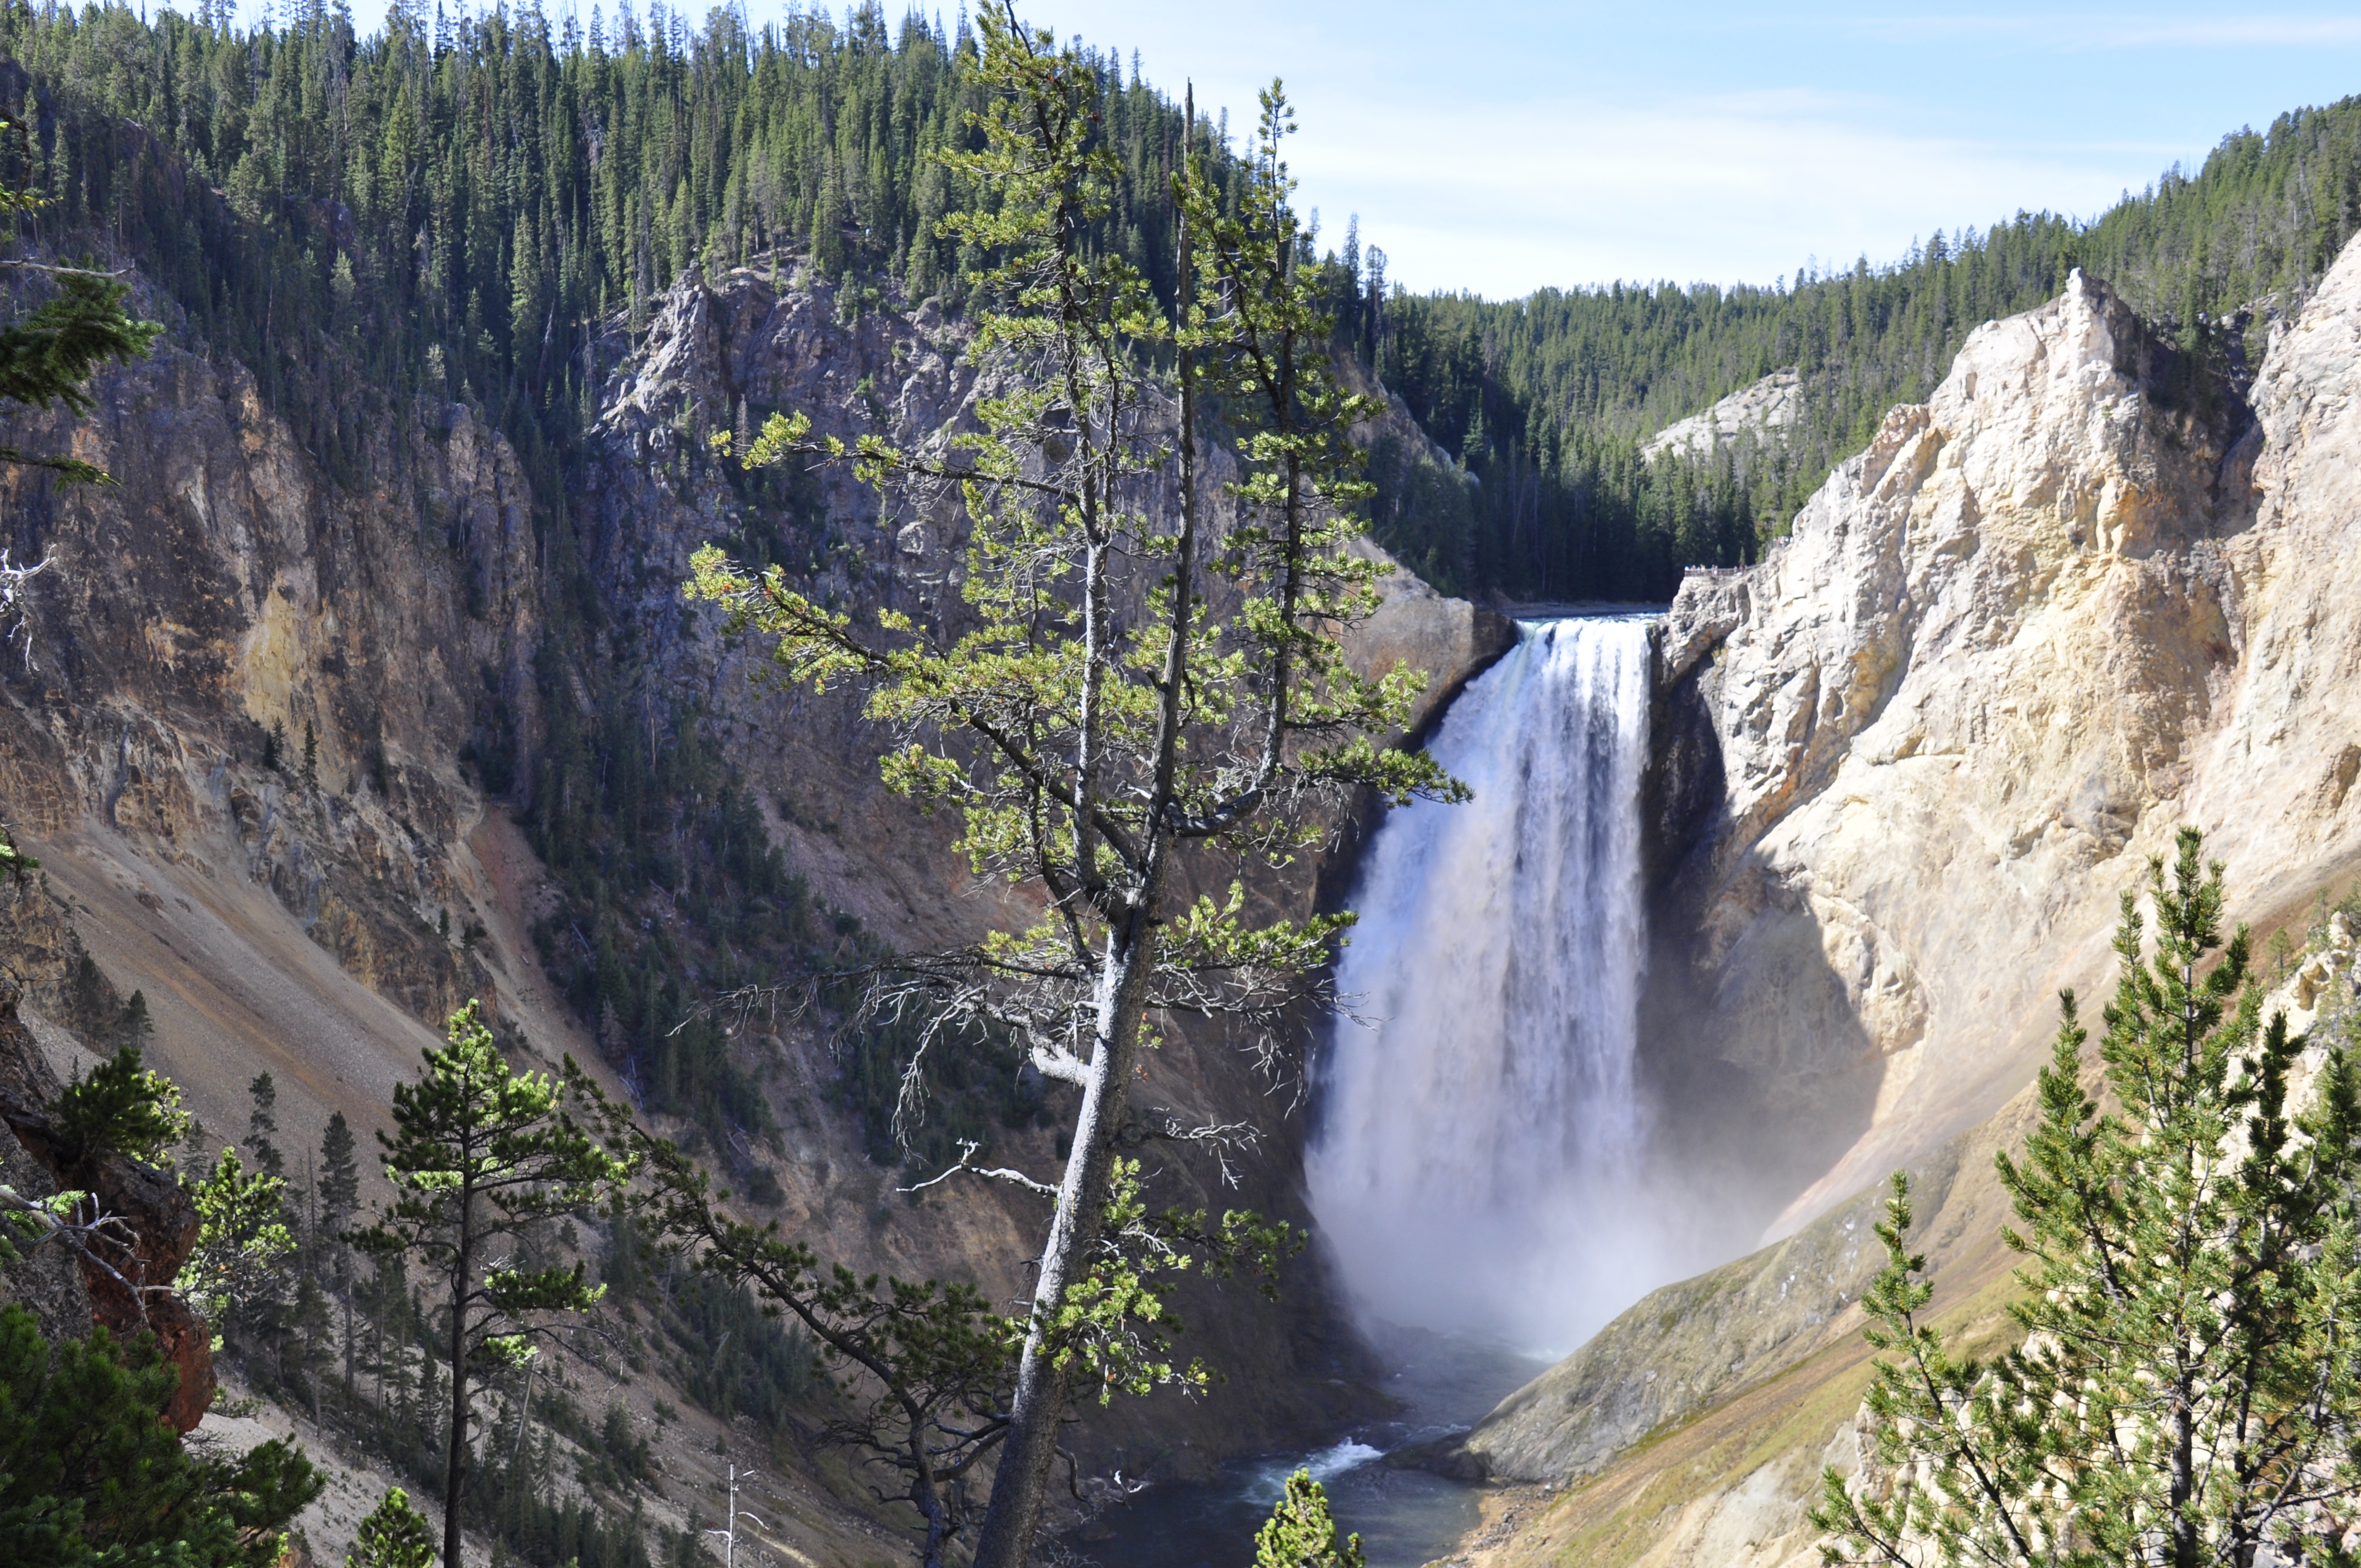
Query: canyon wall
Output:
[[1448, 234, 2361, 1568], [0, 252, 1506, 1558], [1641, 265, 2262, 1237]]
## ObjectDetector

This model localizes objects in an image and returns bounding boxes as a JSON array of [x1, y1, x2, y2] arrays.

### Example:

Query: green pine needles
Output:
[[0, 824, 36, 880], [1, 118, 163, 487], [346, 1487, 436, 1568], [1815, 827, 2361, 1568], [51, 1045, 193, 1169], [352, 999, 636, 1568], [0, 1304, 321, 1568], [178, 1147, 295, 1346], [1252, 1468, 1366, 1568], [689, 12, 1461, 1565]]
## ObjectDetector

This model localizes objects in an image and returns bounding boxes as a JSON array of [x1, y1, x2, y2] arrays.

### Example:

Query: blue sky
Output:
[[286, 0, 2361, 298]]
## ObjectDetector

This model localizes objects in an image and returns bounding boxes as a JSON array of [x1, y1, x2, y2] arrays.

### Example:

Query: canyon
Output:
[[0, 240, 1509, 1562], [1418, 232, 2361, 1568], [10, 168, 2361, 1568]]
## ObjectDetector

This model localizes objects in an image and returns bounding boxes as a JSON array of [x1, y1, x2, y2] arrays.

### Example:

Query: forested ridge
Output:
[[0, 0, 1208, 494], [1377, 97, 2361, 600], [11, 1, 2361, 606]]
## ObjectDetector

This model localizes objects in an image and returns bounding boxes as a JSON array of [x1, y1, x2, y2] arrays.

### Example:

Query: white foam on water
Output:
[[1244, 1441, 1386, 1505]]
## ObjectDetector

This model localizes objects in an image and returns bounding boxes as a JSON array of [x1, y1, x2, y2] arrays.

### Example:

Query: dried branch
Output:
[[0, 258, 135, 278], [900, 1140, 1059, 1199]]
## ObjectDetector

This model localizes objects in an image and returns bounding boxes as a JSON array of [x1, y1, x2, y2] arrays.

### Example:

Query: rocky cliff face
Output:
[[1641, 368, 1803, 462], [1641, 266, 2262, 1237], [0, 247, 1506, 1540], [1447, 236, 2361, 1568]]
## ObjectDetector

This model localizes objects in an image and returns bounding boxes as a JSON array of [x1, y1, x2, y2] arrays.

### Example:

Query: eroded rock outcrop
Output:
[[1455, 234, 2361, 1568], [1642, 368, 1803, 462], [0, 974, 212, 1430], [1647, 268, 2257, 1233]]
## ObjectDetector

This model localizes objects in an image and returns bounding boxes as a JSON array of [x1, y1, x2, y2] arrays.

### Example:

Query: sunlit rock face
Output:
[[1647, 266, 2271, 1237], [1455, 233, 2361, 1568]]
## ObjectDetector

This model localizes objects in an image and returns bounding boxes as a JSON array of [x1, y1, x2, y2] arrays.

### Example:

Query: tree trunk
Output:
[[969, 905, 1159, 1568], [509, 1354, 537, 1474], [2170, 1384, 2196, 1568], [444, 1232, 474, 1568]]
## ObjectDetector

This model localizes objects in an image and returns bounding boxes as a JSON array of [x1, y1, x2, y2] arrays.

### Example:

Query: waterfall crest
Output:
[[1307, 616, 1664, 1351]]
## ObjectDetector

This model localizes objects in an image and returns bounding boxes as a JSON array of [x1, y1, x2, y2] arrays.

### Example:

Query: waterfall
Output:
[[1307, 615, 1663, 1351]]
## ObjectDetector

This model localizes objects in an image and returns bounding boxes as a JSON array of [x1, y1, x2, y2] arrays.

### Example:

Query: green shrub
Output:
[[0, 1303, 322, 1567], [51, 1046, 191, 1168]]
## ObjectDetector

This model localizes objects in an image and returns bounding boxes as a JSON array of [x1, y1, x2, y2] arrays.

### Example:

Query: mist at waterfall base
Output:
[[1079, 616, 1700, 1567], [1309, 614, 1686, 1355]]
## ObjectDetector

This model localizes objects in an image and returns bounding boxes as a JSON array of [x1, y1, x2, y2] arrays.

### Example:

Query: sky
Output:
[[269, 0, 2361, 299]]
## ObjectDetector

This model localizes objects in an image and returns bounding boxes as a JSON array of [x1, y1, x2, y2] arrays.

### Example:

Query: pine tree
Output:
[[347, 1487, 436, 1568], [808, 156, 846, 278], [1252, 1469, 1366, 1568], [52, 1042, 190, 1167], [246, 1071, 285, 1177], [319, 1112, 360, 1234], [293, 1270, 333, 1423], [0, 1305, 322, 1568], [64, 953, 106, 1033], [319, 1110, 361, 1403], [0, 124, 163, 484], [351, 999, 635, 1568], [113, 989, 153, 1050], [179, 1145, 296, 1343], [1814, 827, 2361, 1568], [700, 32, 1456, 1566]]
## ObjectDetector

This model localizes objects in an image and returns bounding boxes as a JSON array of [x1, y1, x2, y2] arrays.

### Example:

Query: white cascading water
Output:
[[1307, 615, 1665, 1352]]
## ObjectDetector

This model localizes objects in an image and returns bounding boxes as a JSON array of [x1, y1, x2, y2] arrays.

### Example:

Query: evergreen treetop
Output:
[[0, 1303, 322, 1568], [1252, 1468, 1366, 1568], [1816, 828, 2361, 1568], [351, 998, 636, 1568]]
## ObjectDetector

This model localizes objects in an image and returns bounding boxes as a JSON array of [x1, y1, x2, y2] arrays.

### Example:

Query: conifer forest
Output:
[[14, 4, 2361, 1568]]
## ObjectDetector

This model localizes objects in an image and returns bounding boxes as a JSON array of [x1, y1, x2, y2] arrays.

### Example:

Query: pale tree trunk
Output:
[[970, 79, 1210, 1568], [970, 902, 1161, 1568], [2169, 1379, 2197, 1568]]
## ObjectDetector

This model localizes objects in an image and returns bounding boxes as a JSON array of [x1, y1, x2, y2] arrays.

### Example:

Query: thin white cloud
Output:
[[1281, 90, 2176, 296], [1854, 12, 2361, 49]]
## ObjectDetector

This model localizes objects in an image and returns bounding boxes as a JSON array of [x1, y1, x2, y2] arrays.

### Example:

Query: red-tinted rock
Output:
[[0, 989, 216, 1430]]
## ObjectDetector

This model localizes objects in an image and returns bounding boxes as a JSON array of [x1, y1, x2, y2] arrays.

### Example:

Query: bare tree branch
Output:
[[899, 1140, 1059, 1199]]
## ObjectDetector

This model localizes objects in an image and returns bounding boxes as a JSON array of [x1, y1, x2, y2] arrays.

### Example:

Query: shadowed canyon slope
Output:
[[0, 251, 1509, 1560], [1444, 233, 2361, 1568]]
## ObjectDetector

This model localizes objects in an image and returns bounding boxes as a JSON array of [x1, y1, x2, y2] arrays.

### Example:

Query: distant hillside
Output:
[[13, 3, 2361, 609], [1374, 96, 2361, 601], [0, 1, 1211, 502]]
